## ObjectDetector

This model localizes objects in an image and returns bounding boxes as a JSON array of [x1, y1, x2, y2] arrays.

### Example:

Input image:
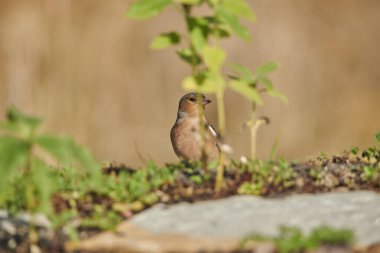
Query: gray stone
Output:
[[0, 209, 8, 219], [15, 212, 51, 228], [0, 220, 16, 235], [130, 191, 380, 245], [7, 239, 17, 249], [34, 213, 51, 228]]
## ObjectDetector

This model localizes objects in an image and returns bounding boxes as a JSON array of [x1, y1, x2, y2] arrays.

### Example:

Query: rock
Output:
[[0, 220, 16, 235], [0, 210, 8, 219], [16, 212, 51, 228], [67, 223, 240, 253], [0, 213, 54, 252], [244, 241, 276, 253], [68, 191, 380, 252], [310, 246, 353, 253], [30, 244, 42, 253], [129, 191, 380, 245], [367, 244, 380, 253]]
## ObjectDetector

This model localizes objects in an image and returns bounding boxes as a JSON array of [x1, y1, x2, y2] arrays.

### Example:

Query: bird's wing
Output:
[[207, 123, 219, 138], [207, 122, 233, 154]]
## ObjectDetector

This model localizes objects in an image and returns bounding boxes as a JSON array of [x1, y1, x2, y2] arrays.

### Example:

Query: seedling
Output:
[[229, 63, 287, 158], [241, 226, 354, 253], [376, 132, 380, 146], [0, 106, 101, 215]]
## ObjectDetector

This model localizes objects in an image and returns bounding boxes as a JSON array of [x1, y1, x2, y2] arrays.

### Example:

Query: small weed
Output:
[[237, 158, 296, 195], [309, 168, 322, 180], [350, 146, 360, 155], [375, 132, 380, 144], [0, 106, 100, 215], [241, 226, 354, 253], [309, 226, 355, 246], [238, 181, 264, 195]]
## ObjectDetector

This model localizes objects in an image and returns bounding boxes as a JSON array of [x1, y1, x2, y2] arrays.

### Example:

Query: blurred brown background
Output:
[[0, 0, 379, 167]]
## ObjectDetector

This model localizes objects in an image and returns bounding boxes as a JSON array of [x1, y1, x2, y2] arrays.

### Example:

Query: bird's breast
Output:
[[170, 118, 218, 161]]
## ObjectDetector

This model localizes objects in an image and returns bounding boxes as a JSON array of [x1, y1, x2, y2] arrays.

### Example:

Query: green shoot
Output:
[[0, 106, 101, 214]]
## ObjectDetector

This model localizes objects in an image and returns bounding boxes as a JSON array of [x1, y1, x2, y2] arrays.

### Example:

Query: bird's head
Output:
[[177, 93, 211, 119]]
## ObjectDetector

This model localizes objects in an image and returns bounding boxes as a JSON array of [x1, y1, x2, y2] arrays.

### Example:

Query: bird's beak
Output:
[[203, 98, 212, 105]]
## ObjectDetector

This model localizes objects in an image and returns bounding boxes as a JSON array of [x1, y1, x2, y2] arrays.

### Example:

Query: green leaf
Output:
[[36, 134, 101, 177], [216, 8, 251, 40], [31, 158, 54, 213], [230, 80, 263, 105], [375, 132, 380, 143], [183, 72, 225, 93], [182, 76, 198, 91], [150, 32, 181, 49], [35, 135, 73, 167], [0, 121, 19, 133], [261, 77, 273, 90], [231, 63, 256, 83], [187, 17, 208, 30], [203, 46, 226, 72], [200, 72, 225, 93], [256, 62, 279, 78], [174, 0, 201, 4], [71, 144, 101, 178], [209, 0, 221, 6], [261, 78, 287, 103], [267, 89, 288, 103], [6, 106, 41, 130], [0, 136, 30, 188], [190, 27, 206, 52], [177, 48, 202, 65], [212, 26, 230, 38], [4, 106, 42, 137], [187, 17, 211, 41], [221, 0, 256, 22], [126, 0, 172, 19]]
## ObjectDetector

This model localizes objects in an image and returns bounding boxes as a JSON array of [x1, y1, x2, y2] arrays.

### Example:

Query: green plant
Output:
[[230, 63, 287, 158], [275, 226, 313, 253], [237, 181, 263, 195], [350, 146, 360, 155], [241, 226, 354, 253], [0, 106, 101, 214], [359, 135, 380, 184], [375, 132, 380, 145], [308, 226, 355, 246], [237, 158, 295, 195], [48, 160, 183, 234], [126, 0, 286, 190]]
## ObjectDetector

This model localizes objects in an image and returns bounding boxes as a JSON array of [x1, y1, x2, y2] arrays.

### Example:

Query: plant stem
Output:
[[216, 89, 226, 136], [215, 89, 226, 191], [250, 103, 269, 159], [215, 151, 225, 191], [250, 103, 257, 159]]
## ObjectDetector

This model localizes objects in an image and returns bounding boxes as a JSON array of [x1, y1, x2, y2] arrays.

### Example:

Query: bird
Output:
[[170, 93, 219, 162]]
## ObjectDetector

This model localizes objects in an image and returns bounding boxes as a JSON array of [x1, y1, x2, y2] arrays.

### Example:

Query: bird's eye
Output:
[[189, 97, 196, 102]]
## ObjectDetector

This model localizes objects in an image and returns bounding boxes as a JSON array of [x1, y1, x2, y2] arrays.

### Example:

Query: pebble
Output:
[[0, 209, 8, 218], [0, 220, 16, 235], [16, 212, 51, 228]]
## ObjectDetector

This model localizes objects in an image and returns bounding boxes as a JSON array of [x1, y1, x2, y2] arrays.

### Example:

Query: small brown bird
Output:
[[170, 93, 219, 162]]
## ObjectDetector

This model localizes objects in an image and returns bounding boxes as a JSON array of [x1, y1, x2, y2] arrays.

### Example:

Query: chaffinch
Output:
[[170, 93, 219, 162]]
